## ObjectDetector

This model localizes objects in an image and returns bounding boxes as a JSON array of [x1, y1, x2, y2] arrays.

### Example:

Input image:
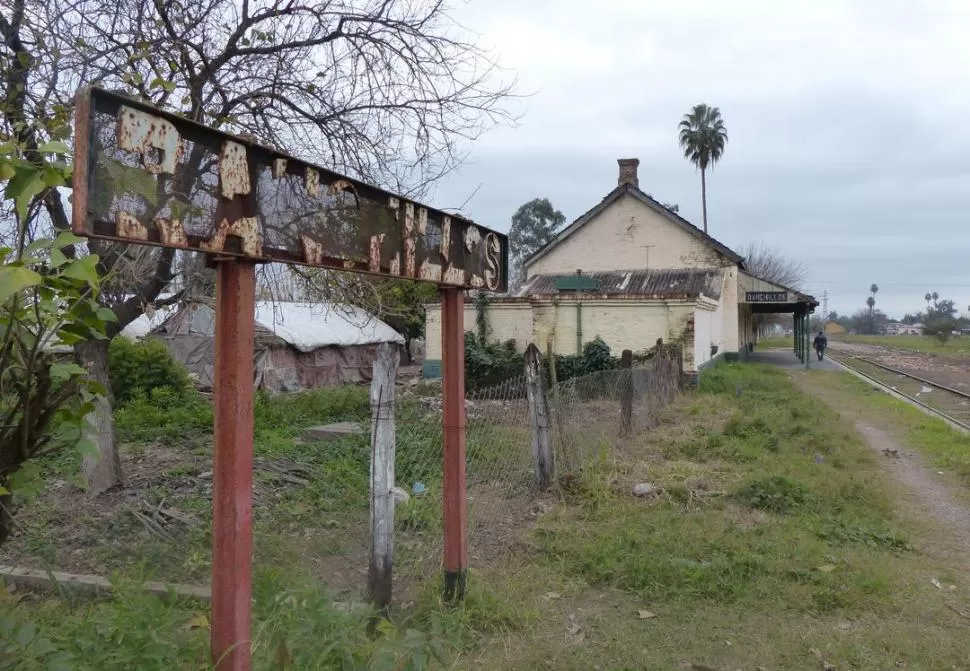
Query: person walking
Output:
[[813, 331, 828, 361]]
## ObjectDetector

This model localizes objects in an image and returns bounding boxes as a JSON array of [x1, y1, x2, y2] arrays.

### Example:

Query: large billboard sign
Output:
[[72, 87, 508, 292]]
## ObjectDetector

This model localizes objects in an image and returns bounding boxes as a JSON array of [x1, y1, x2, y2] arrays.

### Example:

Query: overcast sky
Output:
[[427, 0, 970, 319]]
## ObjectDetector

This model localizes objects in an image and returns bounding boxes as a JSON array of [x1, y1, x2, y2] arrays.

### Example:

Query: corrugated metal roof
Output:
[[516, 268, 724, 300]]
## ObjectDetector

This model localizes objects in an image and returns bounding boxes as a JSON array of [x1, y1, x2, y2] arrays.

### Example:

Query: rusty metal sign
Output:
[[72, 87, 509, 292]]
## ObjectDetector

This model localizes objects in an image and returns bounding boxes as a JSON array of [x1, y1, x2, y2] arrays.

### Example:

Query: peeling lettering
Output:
[[464, 226, 481, 252], [116, 211, 148, 240], [441, 216, 451, 261], [419, 259, 443, 282], [117, 106, 182, 175], [416, 207, 428, 235], [404, 202, 416, 277], [369, 234, 386, 272], [306, 168, 320, 197], [483, 232, 501, 291], [202, 217, 263, 257], [219, 141, 251, 198], [389, 252, 401, 276], [300, 234, 324, 265], [329, 179, 356, 196], [272, 158, 288, 179], [443, 265, 465, 285], [156, 218, 188, 246]]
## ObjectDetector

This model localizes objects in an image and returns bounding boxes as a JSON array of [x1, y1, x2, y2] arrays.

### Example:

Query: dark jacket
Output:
[[813, 334, 827, 350]]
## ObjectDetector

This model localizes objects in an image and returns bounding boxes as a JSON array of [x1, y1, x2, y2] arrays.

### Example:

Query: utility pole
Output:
[[822, 290, 829, 321]]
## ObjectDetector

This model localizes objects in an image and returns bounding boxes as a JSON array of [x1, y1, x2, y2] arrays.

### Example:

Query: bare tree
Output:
[[741, 243, 808, 337], [2, 0, 516, 493], [741, 243, 806, 290]]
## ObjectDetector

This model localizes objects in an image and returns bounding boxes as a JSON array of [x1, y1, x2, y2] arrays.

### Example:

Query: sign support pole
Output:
[[441, 288, 468, 601], [211, 259, 257, 670]]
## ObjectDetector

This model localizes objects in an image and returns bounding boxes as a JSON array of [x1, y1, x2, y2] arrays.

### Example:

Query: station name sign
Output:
[[745, 291, 788, 303], [72, 87, 508, 292]]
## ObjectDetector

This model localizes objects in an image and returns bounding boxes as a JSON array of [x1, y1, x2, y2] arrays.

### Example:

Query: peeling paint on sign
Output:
[[156, 218, 188, 246], [420, 259, 443, 282], [369, 234, 385, 272], [463, 226, 481, 252], [117, 106, 182, 175], [443, 265, 465, 285], [202, 217, 263, 257], [77, 88, 509, 292], [404, 202, 416, 278], [305, 168, 320, 197], [440, 217, 451, 261], [300, 234, 324, 265], [329, 179, 356, 197], [219, 141, 251, 198], [416, 207, 428, 235], [116, 211, 148, 240]]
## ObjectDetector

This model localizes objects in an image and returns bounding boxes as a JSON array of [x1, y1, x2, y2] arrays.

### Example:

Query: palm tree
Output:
[[867, 284, 879, 334], [678, 103, 728, 234]]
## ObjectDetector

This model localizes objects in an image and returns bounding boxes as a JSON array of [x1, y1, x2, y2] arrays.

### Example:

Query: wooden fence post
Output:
[[525, 343, 554, 489], [369, 342, 399, 611], [619, 349, 633, 436]]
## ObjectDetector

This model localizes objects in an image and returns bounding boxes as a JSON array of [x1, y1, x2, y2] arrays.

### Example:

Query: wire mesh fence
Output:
[[386, 343, 685, 587], [0, 341, 684, 607]]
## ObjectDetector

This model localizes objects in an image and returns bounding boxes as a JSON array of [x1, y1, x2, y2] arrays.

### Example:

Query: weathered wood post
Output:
[[368, 342, 399, 611], [619, 349, 633, 436], [525, 344, 554, 489]]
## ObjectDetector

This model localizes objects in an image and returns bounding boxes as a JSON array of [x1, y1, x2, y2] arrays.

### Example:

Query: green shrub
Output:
[[734, 475, 814, 514], [463, 332, 523, 391], [108, 337, 191, 406], [115, 388, 213, 442]]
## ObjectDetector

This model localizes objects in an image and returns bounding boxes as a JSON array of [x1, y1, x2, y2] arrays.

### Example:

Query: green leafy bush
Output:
[[734, 475, 814, 514], [463, 332, 523, 391], [108, 337, 191, 406]]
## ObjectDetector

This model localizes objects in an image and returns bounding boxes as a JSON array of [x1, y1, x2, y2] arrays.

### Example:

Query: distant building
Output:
[[424, 158, 817, 375], [885, 322, 922, 335]]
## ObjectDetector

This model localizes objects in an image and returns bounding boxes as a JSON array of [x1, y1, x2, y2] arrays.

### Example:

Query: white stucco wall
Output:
[[693, 305, 714, 367], [721, 266, 740, 352], [526, 193, 727, 277], [424, 302, 532, 360]]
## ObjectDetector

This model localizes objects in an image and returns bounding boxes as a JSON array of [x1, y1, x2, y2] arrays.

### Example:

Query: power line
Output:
[[804, 280, 970, 288]]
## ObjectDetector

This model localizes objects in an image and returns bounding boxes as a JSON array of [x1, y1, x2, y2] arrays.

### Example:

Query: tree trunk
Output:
[[75, 339, 123, 495], [701, 168, 708, 234], [0, 486, 15, 545], [403, 334, 414, 364]]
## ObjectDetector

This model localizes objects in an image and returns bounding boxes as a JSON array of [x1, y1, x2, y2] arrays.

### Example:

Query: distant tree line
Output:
[[827, 287, 968, 344]]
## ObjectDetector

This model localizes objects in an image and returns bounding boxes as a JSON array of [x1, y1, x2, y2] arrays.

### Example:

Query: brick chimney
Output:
[[617, 158, 640, 188]]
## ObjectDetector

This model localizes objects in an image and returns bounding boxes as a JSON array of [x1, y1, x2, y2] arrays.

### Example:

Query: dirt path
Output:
[[853, 423, 970, 542], [795, 373, 970, 558]]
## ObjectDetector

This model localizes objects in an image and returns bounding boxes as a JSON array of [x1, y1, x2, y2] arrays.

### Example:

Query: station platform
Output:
[[746, 348, 841, 371]]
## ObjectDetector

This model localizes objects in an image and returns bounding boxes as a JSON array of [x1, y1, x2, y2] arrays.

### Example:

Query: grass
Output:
[[6, 365, 970, 668], [755, 335, 794, 349], [467, 363, 970, 669], [836, 333, 970, 357]]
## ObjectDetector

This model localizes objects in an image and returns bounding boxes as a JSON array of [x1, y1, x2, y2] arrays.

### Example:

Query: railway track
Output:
[[827, 347, 970, 431]]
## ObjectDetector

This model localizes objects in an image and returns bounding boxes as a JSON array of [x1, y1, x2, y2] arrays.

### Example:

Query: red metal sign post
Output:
[[440, 288, 467, 599], [211, 259, 256, 668], [71, 86, 508, 668]]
